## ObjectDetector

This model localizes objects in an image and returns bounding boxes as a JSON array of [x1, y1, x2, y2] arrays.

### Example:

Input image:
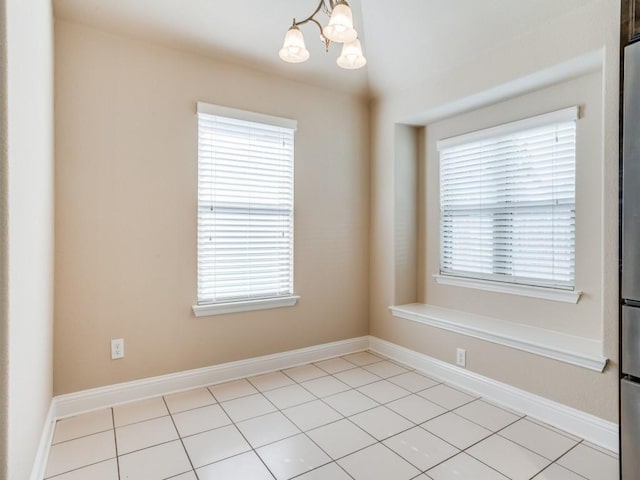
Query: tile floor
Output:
[[43, 351, 619, 480]]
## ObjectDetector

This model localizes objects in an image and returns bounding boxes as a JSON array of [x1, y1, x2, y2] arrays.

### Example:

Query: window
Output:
[[194, 102, 297, 316], [437, 107, 578, 291]]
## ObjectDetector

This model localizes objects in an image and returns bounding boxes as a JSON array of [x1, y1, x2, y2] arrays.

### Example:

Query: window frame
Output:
[[435, 106, 581, 303], [192, 102, 299, 317]]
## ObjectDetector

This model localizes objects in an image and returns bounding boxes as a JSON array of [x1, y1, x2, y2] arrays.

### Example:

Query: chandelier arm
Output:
[[292, 0, 327, 28], [292, 0, 332, 51]]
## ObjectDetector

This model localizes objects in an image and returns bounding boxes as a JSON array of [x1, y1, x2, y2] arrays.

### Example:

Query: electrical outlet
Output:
[[456, 348, 466, 368], [111, 338, 125, 360]]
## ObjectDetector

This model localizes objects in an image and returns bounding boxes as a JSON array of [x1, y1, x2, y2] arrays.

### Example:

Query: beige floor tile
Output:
[[387, 371, 439, 392], [172, 404, 231, 437], [115, 415, 178, 455], [257, 434, 331, 480], [533, 463, 589, 480], [208, 379, 258, 402], [322, 389, 379, 416], [283, 399, 342, 431], [168, 472, 198, 480], [113, 397, 168, 427], [350, 406, 413, 440], [164, 387, 216, 414], [363, 360, 409, 378], [427, 453, 509, 480], [52, 408, 113, 444], [263, 384, 316, 409], [294, 462, 352, 479], [387, 394, 447, 424], [301, 376, 350, 398], [418, 384, 476, 410], [314, 357, 357, 374], [467, 435, 550, 480], [236, 411, 300, 448], [45, 430, 115, 478], [338, 443, 420, 480], [556, 443, 619, 480], [248, 371, 295, 392], [334, 367, 381, 388], [118, 439, 192, 480], [196, 451, 274, 480], [307, 419, 376, 459], [342, 351, 383, 366], [46, 458, 118, 480], [422, 412, 492, 449], [358, 380, 410, 404], [182, 425, 250, 468], [454, 399, 521, 431], [283, 364, 327, 382], [500, 418, 579, 460], [383, 426, 459, 471], [221, 393, 276, 422]]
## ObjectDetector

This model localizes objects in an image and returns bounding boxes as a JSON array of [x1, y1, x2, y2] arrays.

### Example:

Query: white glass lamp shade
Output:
[[279, 26, 310, 63], [337, 38, 367, 69], [323, 3, 357, 43]]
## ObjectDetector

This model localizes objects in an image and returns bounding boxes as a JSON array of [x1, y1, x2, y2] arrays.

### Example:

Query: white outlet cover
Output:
[[456, 348, 466, 367], [111, 338, 125, 359]]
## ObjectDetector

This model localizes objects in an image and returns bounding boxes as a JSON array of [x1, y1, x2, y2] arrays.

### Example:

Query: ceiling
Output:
[[53, 0, 595, 97]]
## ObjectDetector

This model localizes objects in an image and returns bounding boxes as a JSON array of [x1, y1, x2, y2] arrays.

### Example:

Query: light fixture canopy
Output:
[[279, 0, 366, 70]]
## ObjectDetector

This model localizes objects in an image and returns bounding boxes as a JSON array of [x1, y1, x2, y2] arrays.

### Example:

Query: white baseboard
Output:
[[55, 336, 369, 419], [32, 333, 617, 480], [369, 336, 619, 453], [30, 337, 369, 479], [29, 402, 56, 480]]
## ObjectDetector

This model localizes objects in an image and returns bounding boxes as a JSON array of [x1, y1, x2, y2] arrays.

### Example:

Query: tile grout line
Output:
[[47, 426, 115, 447], [239, 374, 344, 479], [43, 458, 119, 480], [278, 358, 386, 480], [532, 460, 590, 480], [241, 355, 386, 479], [161, 396, 200, 479], [272, 352, 423, 479], [208, 383, 284, 479], [111, 408, 122, 480]]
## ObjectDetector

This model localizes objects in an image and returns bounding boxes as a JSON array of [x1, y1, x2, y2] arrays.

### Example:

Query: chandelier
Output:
[[279, 0, 367, 69]]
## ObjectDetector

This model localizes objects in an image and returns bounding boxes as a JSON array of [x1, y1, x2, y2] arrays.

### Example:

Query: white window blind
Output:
[[437, 107, 578, 290], [197, 103, 296, 305]]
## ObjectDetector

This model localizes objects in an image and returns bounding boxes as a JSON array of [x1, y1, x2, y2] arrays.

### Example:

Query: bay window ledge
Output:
[[389, 303, 607, 372], [434, 275, 582, 304], [193, 296, 300, 317]]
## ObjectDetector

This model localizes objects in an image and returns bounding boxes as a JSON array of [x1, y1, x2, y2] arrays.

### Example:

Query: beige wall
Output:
[[1, 0, 55, 478], [370, 0, 620, 421], [54, 21, 370, 395]]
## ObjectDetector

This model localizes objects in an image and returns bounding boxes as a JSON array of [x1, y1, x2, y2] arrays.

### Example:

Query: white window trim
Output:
[[389, 303, 606, 372], [434, 274, 582, 304], [437, 106, 578, 150], [193, 295, 300, 317], [437, 106, 579, 291], [197, 102, 297, 130], [195, 102, 298, 313]]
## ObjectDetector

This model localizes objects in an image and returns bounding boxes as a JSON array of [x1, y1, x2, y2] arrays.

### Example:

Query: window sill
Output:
[[192, 296, 300, 317], [389, 303, 607, 372], [434, 275, 582, 304]]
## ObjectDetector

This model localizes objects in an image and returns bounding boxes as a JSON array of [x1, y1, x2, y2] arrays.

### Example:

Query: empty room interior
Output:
[[1, 0, 635, 479]]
